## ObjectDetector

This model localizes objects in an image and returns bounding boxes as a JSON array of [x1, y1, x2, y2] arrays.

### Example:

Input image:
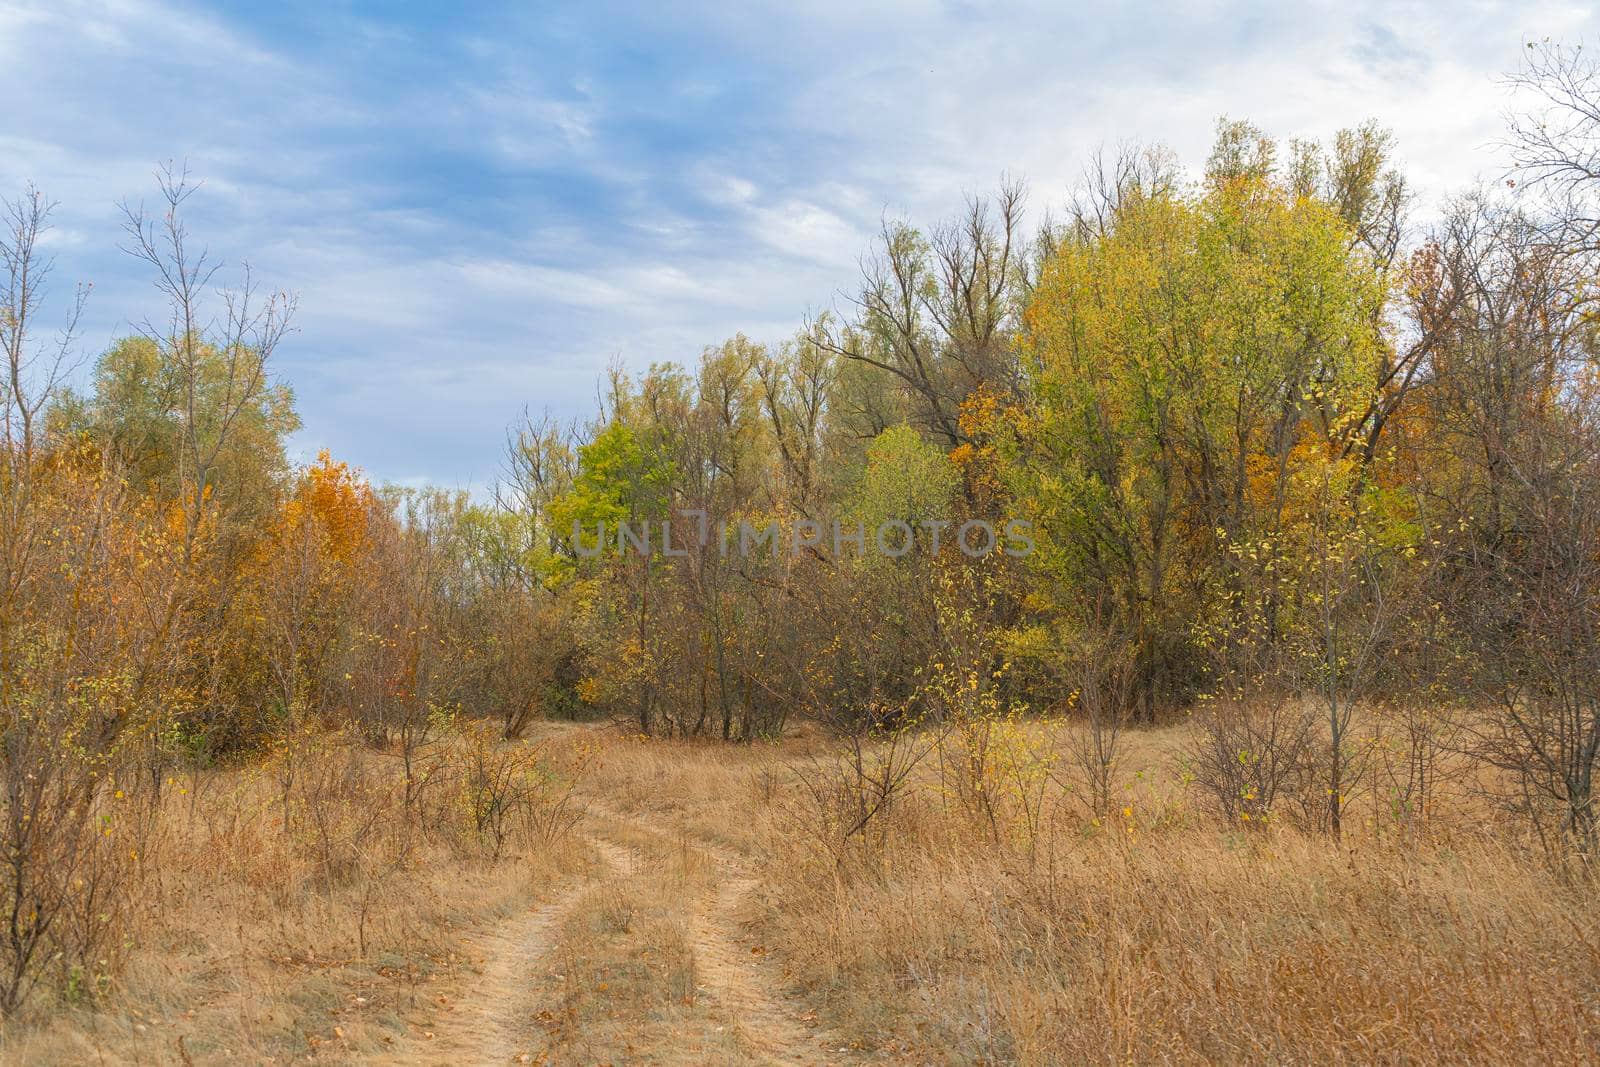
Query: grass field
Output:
[[2, 716, 1594, 1065]]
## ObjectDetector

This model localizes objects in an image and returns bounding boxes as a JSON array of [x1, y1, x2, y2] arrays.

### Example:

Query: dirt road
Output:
[[383, 797, 847, 1066]]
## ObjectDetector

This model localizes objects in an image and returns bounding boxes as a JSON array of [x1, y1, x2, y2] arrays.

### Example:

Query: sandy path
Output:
[[391, 835, 632, 1066], [593, 803, 833, 1066], [387, 778, 836, 1066], [687, 859, 824, 1065]]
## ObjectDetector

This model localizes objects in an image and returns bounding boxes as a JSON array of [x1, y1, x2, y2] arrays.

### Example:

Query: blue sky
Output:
[[2, 1, 1596, 491]]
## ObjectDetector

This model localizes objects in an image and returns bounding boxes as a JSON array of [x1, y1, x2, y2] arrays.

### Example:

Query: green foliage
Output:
[[549, 420, 676, 556], [1011, 139, 1390, 713], [54, 334, 300, 526], [849, 424, 960, 535]]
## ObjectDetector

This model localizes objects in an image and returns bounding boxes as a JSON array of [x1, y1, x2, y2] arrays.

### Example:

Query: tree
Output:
[[817, 182, 1027, 449], [58, 335, 299, 531], [1409, 189, 1600, 861], [118, 164, 296, 558], [1504, 39, 1600, 254], [0, 186, 176, 1013], [1014, 124, 1390, 719]]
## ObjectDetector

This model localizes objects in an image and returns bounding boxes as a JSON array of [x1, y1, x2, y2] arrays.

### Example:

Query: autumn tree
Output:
[[818, 182, 1027, 450], [0, 187, 180, 1013], [1014, 122, 1391, 720]]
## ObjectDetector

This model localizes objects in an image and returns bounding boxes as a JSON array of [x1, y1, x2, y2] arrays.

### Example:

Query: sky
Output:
[[2, 0, 1597, 492]]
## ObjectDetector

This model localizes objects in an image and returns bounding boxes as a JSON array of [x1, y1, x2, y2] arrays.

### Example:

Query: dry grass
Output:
[[768, 812, 1597, 1063], [5, 717, 1596, 1065], [576, 720, 1600, 1065], [0, 725, 592, 1065]]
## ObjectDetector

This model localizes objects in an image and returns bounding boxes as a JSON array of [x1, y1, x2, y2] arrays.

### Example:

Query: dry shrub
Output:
[[1060, 637, 1136, 819], [0, 724, 594, 1063], [458, 736, 530, 859], [472, 589, 581, 739], [1366, 698, 1467, 833], [791, 714, 942, 874], [454, 731, 585, 860], [0, 738, 158, 1014], [289, 736, 397, 886], [764, 722, 1600, 1064], [1189, 694, 1319, 827], [936, 711, 1056, 860]]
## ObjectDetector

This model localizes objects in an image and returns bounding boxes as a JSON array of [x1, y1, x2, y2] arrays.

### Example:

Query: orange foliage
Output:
[[952, 387, 1013, 509], [281, 449, 374, 562]]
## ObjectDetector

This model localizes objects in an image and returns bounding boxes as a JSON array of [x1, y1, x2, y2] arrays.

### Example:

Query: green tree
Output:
[[1014, 125, 1389, 718]]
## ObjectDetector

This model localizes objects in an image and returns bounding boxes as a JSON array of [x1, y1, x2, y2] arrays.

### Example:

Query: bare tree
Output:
[[2, 187, 87, 472], [1415, 187, 1600, 861], [816, 181, 1026, 448], [119, 162, 296, 555], [1466, 398, 1600, 861], [0, 187, 158, 1015], [497, 408, 578, 567], [0, 186, 93, 1015], [1055, 142, 1179, 248], [756, 333, 834, 517], [2, 185, 90, 740], [1504, 39, 1600, 254]]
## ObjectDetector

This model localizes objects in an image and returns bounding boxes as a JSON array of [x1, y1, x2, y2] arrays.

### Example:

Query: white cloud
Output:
[[3, 0, 1598, 488]]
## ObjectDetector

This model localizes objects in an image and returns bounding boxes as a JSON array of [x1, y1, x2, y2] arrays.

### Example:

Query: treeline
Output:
[[4, 40, 1600, 1009], [487, 99, 1599, 857]]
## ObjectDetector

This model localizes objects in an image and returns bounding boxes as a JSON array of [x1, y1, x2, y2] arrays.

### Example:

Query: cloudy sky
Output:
[[2, 1, 1596, 490]]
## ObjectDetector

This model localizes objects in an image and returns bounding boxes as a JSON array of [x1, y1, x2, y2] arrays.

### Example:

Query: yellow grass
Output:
[[0, 728, 590, 1065], [580, 721, 1600, 1065], [4, 718, 1596, 1065]]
